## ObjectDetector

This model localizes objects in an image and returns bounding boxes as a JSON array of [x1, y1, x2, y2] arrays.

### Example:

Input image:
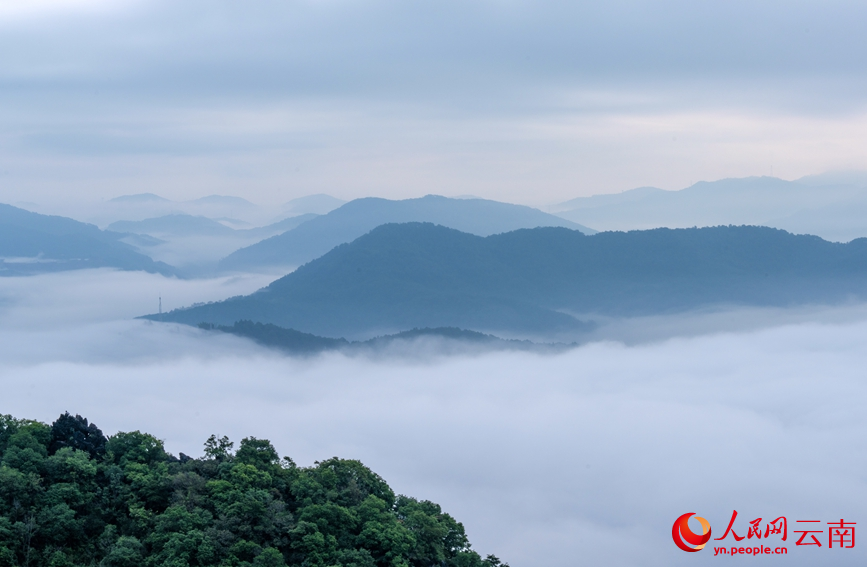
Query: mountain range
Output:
[[104, 193, 345, 224], [219, 195, 594, 271], [0, 195, 592, 277], [551, 174, 867, 242], [0, 204, 177, 276], [15, 193, 346, 230], [150, 222, 867, 339], [108, 213, 318, 240], [106, 213, 320, 272], [200, 320, 567, 355]]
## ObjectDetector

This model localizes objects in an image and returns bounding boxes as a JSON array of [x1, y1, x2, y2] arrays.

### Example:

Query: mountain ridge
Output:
[[199, 320, 568, 355], [150, 222, 867, 339], [551, 176, 867, 241], [0, 203, 178, 276], [219, 194, 595, 272]]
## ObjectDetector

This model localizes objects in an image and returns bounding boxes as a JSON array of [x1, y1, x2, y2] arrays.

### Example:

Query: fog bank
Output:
[[1, 270, 866, 566]]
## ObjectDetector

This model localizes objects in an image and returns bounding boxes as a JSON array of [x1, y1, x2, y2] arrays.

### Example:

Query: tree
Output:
[[235, 438, 280, 471], [105, 431, 166, 466], [203, 435, 234, 461], [49, 413, 106, 458], [0, 414, 507, 567]]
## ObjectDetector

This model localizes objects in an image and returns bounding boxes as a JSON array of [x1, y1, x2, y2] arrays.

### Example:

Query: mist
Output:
[[1, 269, 865, 565]]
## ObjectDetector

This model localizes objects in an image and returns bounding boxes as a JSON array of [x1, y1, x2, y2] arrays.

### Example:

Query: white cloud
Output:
[[0, 268, 274, 329], [1, 270, 866, 565]]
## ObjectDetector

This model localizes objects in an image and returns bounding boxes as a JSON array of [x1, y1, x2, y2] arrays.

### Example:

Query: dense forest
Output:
[[0, 413, 506, 567]]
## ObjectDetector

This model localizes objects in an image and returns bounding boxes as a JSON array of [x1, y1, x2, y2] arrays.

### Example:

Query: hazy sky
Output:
[[2, 0, 867, 207], [2, 269, 867, 566]]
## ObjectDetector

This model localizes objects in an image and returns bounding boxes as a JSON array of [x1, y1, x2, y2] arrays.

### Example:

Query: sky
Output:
[[2, 269, 867, 566], [2, 0, 867, 208]]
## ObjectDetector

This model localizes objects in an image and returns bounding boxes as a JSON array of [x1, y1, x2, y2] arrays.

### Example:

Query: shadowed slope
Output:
[[150, 223, 867, 339], [200, 320, 565, 355], [0, 204, 178, 276], [219, 195, 594, 271]]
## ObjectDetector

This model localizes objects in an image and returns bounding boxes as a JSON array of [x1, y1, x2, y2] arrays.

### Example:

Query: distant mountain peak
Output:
[[188, 195, 257, 207], [548, 174, 867, 240], [220, 194, 595, 272], [109, 193, 170, 203], [282, 194, 346, 215], [107, 214, 236, 237]]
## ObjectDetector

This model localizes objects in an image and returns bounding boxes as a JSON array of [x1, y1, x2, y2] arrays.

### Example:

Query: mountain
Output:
[[70, 193, 274, 228], [189, 195, 257, 207], [108, 193, 171, 204], [219, 195, 595, 271], [185, 195, 261, 222], [106, 213, 319, 273], [107, 211, 319, 240], [150, 222, 867, 339], [282, 194, 346, 215], [551, 175, 867, 241], [108, 214, 237, 237], [200, 320, 566, 355], [0, 204, 177, 276], [241, 213, 319, 238], [26, 193, 336, 230]]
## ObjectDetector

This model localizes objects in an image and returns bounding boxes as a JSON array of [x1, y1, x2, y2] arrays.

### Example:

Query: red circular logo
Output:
[[672, 512, 712, 552]]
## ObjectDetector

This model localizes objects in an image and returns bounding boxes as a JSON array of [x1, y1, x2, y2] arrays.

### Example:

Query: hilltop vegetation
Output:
[[198, 321, 561, 355], [0, 413, 505, 567]]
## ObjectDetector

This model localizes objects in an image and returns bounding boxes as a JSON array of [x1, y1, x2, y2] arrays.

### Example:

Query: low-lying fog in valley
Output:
[[2, 269, 865, 566]]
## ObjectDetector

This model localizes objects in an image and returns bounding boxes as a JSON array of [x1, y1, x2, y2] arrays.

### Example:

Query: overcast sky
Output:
[[2, 0, 867, 207]]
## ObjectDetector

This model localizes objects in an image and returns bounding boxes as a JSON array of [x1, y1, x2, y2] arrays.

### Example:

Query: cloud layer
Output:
[[2, 1, 867, 208], [1, 270, 866, 565]]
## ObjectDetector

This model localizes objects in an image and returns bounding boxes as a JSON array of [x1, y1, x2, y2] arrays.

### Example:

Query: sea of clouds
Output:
[[1, 269, 866, 566]]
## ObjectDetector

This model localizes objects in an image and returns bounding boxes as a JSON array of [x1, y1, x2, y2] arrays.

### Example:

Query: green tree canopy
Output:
[[0, 413, 507, 567]]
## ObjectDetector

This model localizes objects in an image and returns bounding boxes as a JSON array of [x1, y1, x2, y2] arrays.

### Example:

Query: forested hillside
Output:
[[0, 413, 505, 567], [153, 223, 867, 339], [197, 321, 560, 355]]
